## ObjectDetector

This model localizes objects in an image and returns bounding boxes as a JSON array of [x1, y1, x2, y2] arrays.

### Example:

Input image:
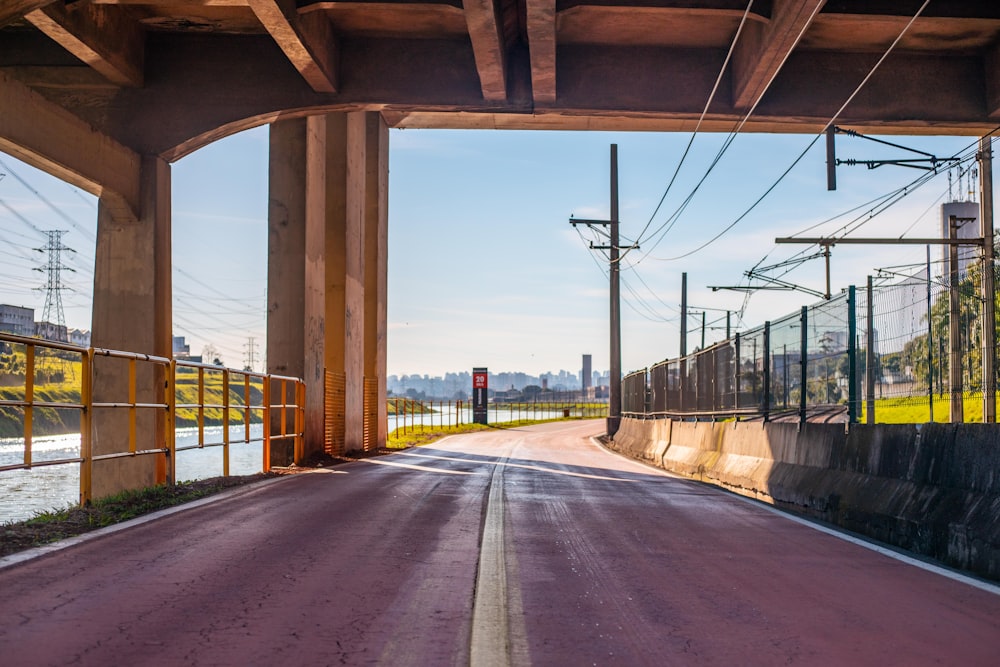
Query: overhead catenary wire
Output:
[[618, 0, 758, 264], [624, 0, 826, 267], [641, 0, 934, 266], [752, 137, 987, 288]]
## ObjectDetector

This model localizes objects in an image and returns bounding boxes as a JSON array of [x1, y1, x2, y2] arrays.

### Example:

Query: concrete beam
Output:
[[526, 0, 556, 104], [462, 0, 507, 101], [987, 42, 1000, 118], [249, 0, 339, 93], [20, 33, 993, 162], [267, 117, 327, 462], [26, 2, 145, 87], [0, 0, 54, 28], [732, 0, 826, 110], [0, 70, 140, 221], [90, 156, 171, 499]]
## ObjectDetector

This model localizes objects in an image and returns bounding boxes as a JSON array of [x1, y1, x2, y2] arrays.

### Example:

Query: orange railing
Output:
[[0, 332, 304, 506]]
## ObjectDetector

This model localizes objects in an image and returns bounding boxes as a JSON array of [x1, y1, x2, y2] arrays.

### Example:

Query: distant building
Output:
[[68, 329, 91, 347], [0, 304, 34, 337], [173, 336, 191, 357], [35, 321, 68, 342], [941, 200, 979, 277], [582, 354, 592, 389]]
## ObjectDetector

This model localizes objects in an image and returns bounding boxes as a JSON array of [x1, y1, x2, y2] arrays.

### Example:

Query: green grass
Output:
[[862, 392, 985, 424]]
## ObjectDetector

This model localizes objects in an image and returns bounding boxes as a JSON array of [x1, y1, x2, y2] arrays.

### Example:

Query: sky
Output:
[[0, 126, 990, 379]]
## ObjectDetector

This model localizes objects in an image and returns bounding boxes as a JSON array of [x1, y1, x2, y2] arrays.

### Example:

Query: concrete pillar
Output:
[[91, 156, 171, 499], [363, 113, 389, 446], [267, 117, 327, 463], [324, 113, 369, 451]]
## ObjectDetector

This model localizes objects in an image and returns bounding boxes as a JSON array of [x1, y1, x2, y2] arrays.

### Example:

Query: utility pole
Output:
[[609, 145, 621, 438], [979, 136, 996, 422], [34, 230, 74, 342], [949, 215, 964, 423], [680, 272, 688, 356], [568, 145, 626, 437]]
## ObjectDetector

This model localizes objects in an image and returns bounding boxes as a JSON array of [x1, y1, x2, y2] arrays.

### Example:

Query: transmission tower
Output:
[[243, 336, 259, 372], [34, 230, 75, 342]]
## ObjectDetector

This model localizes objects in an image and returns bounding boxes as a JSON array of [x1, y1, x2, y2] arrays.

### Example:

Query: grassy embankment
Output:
[[0, 355, 266, 438]]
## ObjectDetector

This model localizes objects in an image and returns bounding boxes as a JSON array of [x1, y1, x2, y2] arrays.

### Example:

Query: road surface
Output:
[[2, 420, 999, 665]]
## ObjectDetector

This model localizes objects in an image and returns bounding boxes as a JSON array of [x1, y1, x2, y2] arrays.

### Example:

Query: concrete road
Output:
[[2, 420, 999, 665]]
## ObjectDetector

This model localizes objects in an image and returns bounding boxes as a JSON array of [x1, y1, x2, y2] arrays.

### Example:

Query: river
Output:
[[0, 425, 267, 524]]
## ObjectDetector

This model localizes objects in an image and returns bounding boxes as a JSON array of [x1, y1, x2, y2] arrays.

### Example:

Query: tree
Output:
[[201, 344, 224, 367]]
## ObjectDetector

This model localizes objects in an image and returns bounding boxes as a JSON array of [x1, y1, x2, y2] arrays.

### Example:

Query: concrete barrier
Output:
[[608, 418, 1000, 582]]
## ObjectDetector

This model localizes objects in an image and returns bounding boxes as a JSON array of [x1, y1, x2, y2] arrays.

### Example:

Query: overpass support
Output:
[[91, 156, 172, 498], [267, 117, 328, 464], [363, 114, 389, 448], [267, 112, 388, 461], [324, 112, 389, 453]]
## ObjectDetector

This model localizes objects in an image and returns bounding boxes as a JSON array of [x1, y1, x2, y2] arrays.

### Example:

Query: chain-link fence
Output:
[[623, 291, 857, 422], [859, 260, 998, 423], [623, 256, 1000, 424]]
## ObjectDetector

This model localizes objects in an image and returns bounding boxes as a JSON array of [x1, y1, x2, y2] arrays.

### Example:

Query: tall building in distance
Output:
[[582, 354, 592, 390], [940, 197, 980, 279]]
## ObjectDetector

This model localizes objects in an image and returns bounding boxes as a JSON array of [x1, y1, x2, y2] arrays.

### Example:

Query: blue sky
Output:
[[0, 127, 987, 377]]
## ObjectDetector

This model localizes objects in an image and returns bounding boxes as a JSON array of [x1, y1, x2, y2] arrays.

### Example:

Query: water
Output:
[[0, 425, 266, 524]]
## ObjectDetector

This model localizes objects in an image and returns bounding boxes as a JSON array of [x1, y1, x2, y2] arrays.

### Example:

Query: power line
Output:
[[642, 0, 935, 265], [622, 0, 758, 262]]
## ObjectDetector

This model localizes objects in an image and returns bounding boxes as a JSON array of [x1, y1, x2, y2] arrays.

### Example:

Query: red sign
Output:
[[473, 372, 488, 389]]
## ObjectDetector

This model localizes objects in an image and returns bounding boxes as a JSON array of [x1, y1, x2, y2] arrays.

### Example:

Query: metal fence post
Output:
[[763, 323, 771, 422], [866, 276, 876, 424], [847, 285, 858, 423], [800, 306, 808, 425], [80, 347, 94, 505], [733, 333, 741, 413]]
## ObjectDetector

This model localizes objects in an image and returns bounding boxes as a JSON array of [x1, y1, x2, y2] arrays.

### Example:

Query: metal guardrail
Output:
[[0, 332, 304, 505], [387, 398, 608, 435]]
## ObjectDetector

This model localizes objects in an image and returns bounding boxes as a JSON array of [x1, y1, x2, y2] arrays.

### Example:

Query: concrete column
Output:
[[363, 113, 389, 446], [325, 113, 368, 452], [267, 117, 327, 463], [91, 155, 171, 499]]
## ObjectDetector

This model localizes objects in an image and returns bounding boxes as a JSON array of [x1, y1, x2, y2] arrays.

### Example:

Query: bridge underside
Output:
[[2, 0, 1000, 496]]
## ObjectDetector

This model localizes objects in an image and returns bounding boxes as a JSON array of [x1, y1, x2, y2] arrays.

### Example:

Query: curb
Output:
[[0, 474, 296, 572]]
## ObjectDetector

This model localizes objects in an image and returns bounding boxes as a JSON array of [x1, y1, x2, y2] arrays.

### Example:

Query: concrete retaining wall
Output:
[[610, 418, 1000, 581]]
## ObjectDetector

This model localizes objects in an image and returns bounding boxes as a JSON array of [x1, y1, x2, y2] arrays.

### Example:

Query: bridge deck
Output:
[[1, 420, 998, 664]]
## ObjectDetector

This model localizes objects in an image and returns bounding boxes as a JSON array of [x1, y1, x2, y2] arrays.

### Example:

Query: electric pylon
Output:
[[243, 336, 259, 372], [34, 230, 75, 342]]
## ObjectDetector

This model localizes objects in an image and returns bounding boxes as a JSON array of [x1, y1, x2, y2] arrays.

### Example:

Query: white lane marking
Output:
[[469, 454, 511, 667], [593, 437, 1000, 596], [749, 499, 1000, 596], [358, 458, 478, 475]]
